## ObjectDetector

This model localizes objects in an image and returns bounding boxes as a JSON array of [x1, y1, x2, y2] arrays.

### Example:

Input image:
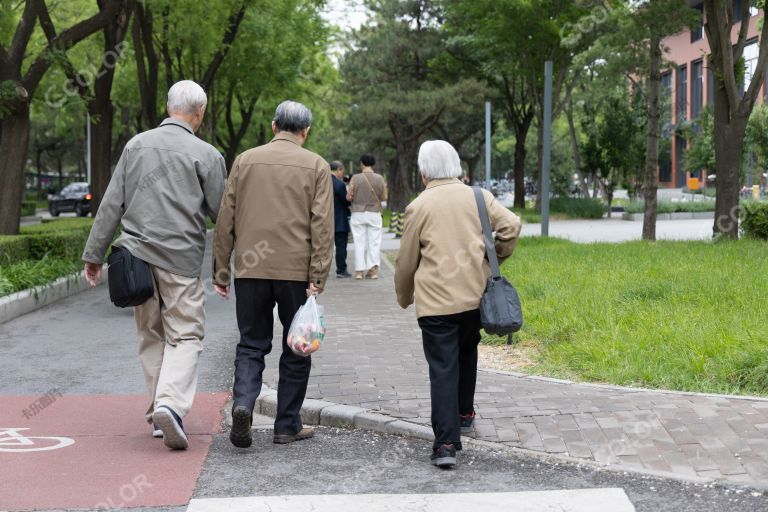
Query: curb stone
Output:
[[478, 367, 768, 403], [0, 269, 105, 325], [226, 386, 768, 493]]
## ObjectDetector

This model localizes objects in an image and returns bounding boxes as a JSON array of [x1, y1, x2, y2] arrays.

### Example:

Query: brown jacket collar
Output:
[[271, 131, 303, 146]]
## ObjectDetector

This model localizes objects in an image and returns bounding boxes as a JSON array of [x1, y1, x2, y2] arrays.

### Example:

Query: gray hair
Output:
[[167, 80, 207, 116], [273, 100, 312, 133], [418, 140, 462, 180]]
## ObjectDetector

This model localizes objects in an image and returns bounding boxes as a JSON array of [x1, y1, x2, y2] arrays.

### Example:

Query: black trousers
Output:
[[233, 278, 311, 434], [418, 309, 481, 450], [334, 231, 349, 274]]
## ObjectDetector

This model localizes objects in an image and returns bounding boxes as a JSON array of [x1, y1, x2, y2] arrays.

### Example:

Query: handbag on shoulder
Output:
[[472, 187, 523, 335], [107, 246, 154, 308]]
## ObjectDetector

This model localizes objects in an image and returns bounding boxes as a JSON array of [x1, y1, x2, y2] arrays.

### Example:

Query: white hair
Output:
[[167, 80, 207, 116], [418, 140, 462, 180]]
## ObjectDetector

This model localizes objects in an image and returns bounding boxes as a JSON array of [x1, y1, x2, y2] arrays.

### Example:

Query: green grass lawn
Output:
[[490, 237, 768, 396]]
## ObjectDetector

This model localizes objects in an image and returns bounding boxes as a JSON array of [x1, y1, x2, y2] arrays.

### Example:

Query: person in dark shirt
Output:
[[330, 160, 351, 278]]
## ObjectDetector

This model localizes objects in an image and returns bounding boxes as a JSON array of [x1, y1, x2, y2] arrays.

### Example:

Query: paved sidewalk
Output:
[[262, 249, 768, 487]]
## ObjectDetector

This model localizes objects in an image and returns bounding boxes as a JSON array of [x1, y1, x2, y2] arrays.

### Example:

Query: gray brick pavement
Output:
[[260, 252, 768, 486]]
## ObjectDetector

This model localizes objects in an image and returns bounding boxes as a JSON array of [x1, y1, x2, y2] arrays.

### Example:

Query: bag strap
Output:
[[473, 187, 501, 279], [360, 173, 381, 204]]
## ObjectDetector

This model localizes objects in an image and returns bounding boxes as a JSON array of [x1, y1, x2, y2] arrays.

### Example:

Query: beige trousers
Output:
[[134, 265, 205, 423]]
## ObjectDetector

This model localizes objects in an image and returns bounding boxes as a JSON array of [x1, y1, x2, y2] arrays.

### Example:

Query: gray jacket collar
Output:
[[160, 117, 194, 134]]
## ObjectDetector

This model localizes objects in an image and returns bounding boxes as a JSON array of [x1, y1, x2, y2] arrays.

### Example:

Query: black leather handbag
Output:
[[107, 246, 154, 308], [473, 187, 523, 335]]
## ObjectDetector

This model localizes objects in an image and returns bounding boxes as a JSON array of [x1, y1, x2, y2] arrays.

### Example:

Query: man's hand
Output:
[[307, 283, 323, 296], [84, 262, 102, 288], [214, 284, 230, 299]]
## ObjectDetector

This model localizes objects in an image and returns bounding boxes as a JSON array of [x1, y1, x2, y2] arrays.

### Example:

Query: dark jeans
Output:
[[418, 309, 481, 450], [233, 278, 311, 434], [335, 231, 349, 274]]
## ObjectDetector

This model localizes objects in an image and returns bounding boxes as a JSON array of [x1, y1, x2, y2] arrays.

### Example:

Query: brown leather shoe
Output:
[[366, 265, 379, 280], [273, 426, 315, 444], [354, 271, 364, 280]]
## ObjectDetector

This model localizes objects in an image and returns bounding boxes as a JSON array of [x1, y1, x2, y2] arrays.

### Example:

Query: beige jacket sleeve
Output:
[[394, 203, 421, 309], [310, 162, 334, 289], [212, 156, 240, 286], [484, 190, 522, 264]]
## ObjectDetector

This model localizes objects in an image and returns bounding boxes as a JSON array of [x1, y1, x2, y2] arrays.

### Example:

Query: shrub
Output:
[[549, 197, 605, 219], [0, 236, 31, 266], [30, 217, 94, 232], [26, 230, 90, 261], [624, 200, 716, 214], [741, 201, 768, 240], [20, 201, 36, 217]]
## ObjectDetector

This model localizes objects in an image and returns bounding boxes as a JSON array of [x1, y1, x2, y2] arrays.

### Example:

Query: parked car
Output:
[[48, 182, 91, 217]]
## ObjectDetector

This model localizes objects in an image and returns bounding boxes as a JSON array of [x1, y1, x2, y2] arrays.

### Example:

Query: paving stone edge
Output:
[[222, 387, 768, 492], [0, 269, 104, 325]]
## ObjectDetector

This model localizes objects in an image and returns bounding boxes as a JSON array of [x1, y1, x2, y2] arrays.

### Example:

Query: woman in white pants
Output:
[[347, 154, 388, 280]]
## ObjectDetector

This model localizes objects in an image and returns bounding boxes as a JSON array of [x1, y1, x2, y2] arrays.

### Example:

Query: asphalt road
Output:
[[195, 427, 767, 512]]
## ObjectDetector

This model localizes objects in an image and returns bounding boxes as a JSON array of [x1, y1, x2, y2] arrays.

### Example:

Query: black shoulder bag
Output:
[[472, 187, 523, 335], [107, 246, 155, 308]]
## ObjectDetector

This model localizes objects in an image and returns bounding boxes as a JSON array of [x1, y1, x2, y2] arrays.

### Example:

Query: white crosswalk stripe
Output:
[[186, 489, 635, 512]]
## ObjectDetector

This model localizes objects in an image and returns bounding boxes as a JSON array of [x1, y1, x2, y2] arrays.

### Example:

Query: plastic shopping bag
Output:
[[286, 295, 326, 357]]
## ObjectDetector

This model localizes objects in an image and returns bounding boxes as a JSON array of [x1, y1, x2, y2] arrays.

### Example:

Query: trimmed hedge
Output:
[[549, 197, 606, 219], [0, 218, 95, 267], [0, 236, 32, 266], [741, 201, 768, 240], [624, 200, 717, 214], [20, 201, 37, 217]]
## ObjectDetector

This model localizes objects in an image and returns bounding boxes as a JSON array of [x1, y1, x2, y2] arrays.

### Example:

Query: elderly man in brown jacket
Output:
[[395, 140, 521, 468], [213, 100, 334, 449]]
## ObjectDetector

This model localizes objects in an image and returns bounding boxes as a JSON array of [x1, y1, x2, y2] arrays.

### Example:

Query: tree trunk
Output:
[[0, 108, 30, 235], [713, 118, 747, 238], [513, 125, 528, 208], [565, 100, 588, 198], [389, 146, 414, 212], [642, 29, 662, 241], [88, 100, 115, 213]]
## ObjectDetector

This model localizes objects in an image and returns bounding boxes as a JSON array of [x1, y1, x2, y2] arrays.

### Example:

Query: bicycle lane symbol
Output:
[[0, 427, 75, 452]]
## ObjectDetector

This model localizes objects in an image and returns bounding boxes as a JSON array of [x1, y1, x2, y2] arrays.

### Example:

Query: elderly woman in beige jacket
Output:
[[395, 140, 521, 468]]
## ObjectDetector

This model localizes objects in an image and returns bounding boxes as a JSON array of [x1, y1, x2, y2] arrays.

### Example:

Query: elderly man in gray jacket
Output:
[[81, 80, 226, 451]]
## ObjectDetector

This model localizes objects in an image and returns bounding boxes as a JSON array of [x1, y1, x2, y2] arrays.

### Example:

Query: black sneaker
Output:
[[230, 405, 253, 448], [431, 443, 457, 468], [460, 411, 475, 434], [337, 271, 352, 278], [152, 406, 188, 450]]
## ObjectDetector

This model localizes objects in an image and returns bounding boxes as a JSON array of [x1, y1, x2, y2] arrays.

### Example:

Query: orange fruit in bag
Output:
[[311, 339, 320, 351]]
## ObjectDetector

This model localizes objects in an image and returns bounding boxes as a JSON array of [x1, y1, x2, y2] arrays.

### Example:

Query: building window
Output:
[[675, 136, 687, 188], [734, 0, 743, 22], [733, 0, 759, 23], [742, 39, 759, 96], [691, 2, 704, 42], [677, 65, 687, 123], [692, 60, 703, 118], [661, 71, 673, 120]]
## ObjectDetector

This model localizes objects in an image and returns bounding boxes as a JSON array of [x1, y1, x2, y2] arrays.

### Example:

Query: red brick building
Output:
[[660, 0, 764, 188]]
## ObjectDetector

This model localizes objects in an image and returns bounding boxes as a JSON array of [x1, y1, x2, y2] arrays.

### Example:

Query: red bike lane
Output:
[[0, 392, 229, 511]]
